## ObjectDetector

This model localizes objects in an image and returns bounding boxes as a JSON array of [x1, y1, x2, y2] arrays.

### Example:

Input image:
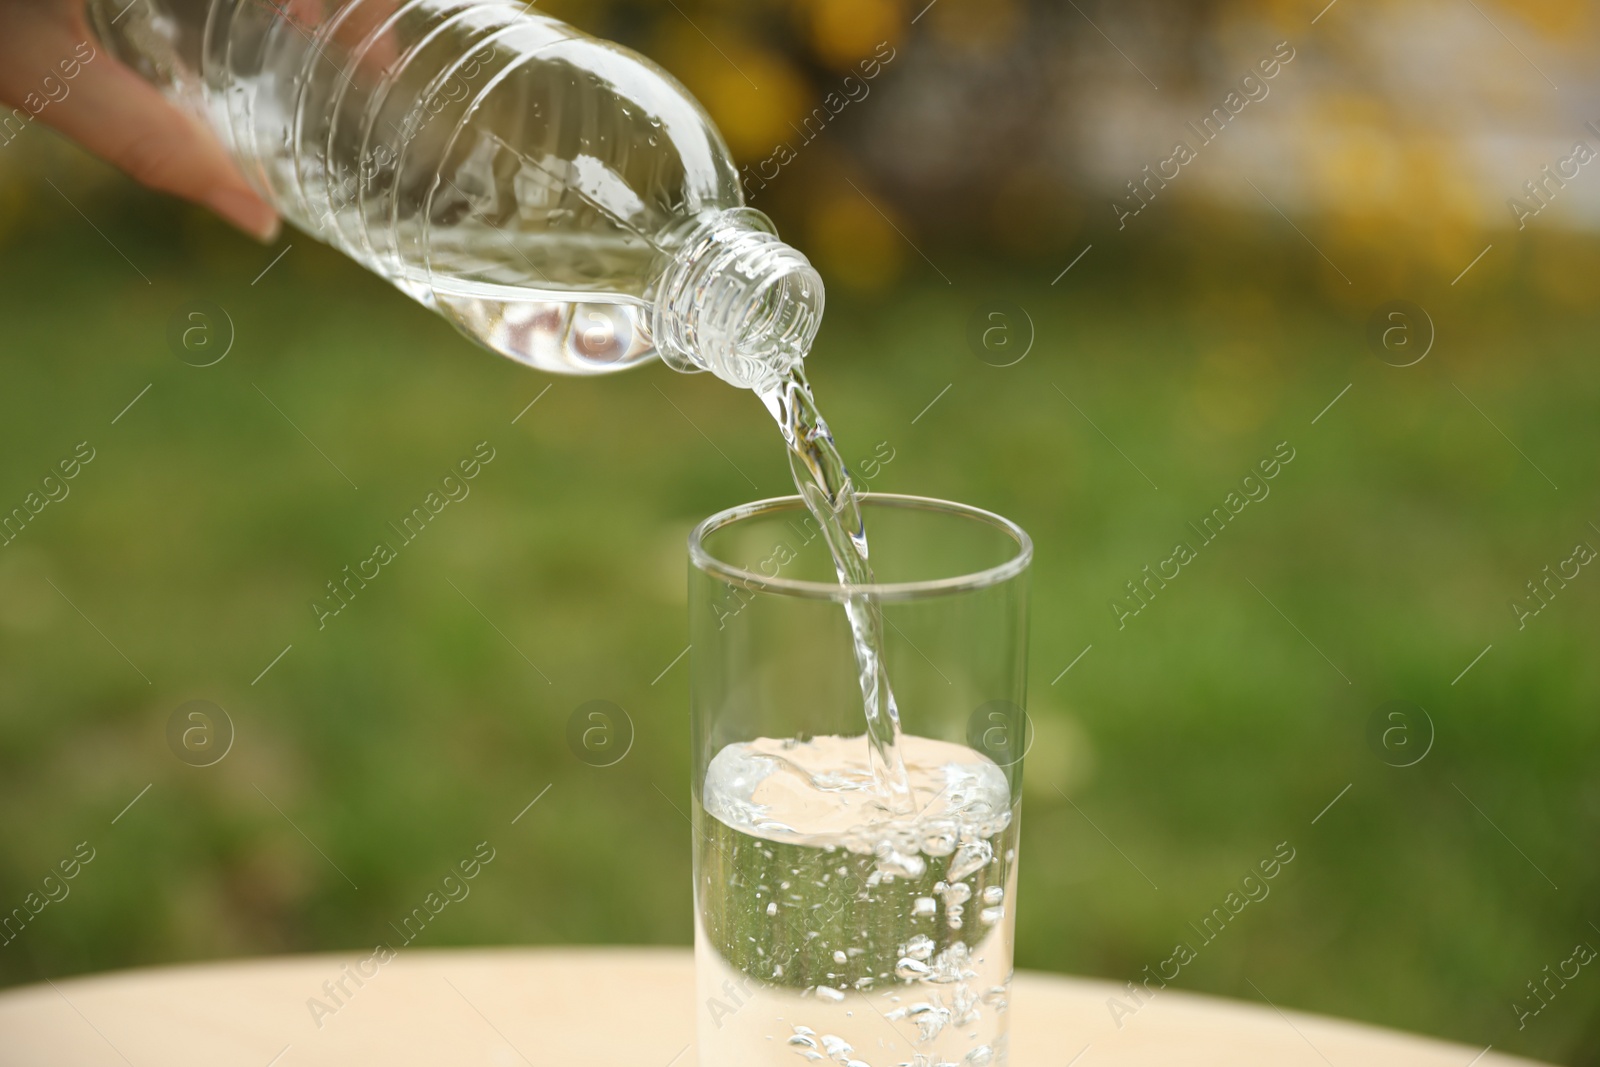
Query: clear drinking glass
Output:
[[688, 493, 1032, 1067]]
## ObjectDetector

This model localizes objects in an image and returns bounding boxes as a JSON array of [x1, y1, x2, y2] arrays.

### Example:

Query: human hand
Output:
[[0, 0, 280, 241]]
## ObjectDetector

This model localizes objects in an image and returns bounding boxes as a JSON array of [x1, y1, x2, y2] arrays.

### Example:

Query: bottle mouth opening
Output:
[[654, 210, 826, 391], [717, 253, 823, 389]]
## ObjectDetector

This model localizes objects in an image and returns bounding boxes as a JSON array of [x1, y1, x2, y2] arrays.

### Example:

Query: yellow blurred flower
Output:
[[807, 186, 905, 293], [1515, 0, 1593, 36], [1295, 94, 1491, 291], [800, 0, 905, 70], [1218, 0, 1310, 34], [650, 23, 812, 160]]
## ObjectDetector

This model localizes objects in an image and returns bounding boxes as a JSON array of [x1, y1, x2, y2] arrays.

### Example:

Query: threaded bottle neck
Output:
[[653, 209, 825, 392]]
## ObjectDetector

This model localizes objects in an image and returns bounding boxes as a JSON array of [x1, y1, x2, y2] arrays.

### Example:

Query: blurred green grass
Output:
[[0, 177, 1597, 1065]]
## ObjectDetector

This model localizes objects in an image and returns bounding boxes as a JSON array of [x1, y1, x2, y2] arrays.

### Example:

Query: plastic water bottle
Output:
[[87, 0, 824, 390]]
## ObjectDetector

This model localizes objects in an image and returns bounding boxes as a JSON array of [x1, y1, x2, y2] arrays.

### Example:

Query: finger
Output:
[[36, 39, 280, 241]]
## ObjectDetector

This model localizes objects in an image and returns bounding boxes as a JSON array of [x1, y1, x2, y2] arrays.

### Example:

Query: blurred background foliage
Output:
[[2, 0, 1599, 1064]]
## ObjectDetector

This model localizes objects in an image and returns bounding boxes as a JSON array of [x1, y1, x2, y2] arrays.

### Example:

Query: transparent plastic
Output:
[[87, 0, 823, 386]]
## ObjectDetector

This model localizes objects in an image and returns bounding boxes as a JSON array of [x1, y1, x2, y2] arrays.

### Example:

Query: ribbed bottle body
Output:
[[95, 0, 750, 374]]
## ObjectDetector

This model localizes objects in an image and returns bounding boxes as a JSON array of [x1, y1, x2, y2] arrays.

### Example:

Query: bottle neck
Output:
[[653, 209, 825, 392]]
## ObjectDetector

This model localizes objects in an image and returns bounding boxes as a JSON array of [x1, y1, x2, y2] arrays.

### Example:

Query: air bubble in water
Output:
[[896, 957, 932, 980], [921, 826, 958, 856], [948, 841, 992, 881], [821, 1034, 852, 1059], [876, 844, 927, 879], [907, 1000, 951, 1042], [951, 985, 981, 1027]]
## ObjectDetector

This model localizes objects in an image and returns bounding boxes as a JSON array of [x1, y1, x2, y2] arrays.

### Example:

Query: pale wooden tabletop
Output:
[[0, 947, 1548, 1066]]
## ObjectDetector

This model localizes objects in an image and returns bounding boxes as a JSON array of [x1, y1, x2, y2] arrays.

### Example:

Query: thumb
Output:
[[33, 38, 280, 241]]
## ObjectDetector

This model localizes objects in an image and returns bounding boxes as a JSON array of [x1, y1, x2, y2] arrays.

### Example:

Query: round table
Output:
[[0, 947, 1546, 1066]]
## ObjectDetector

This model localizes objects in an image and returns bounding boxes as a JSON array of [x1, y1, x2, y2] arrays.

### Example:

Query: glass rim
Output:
[[688, 492, 1033, 601]]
